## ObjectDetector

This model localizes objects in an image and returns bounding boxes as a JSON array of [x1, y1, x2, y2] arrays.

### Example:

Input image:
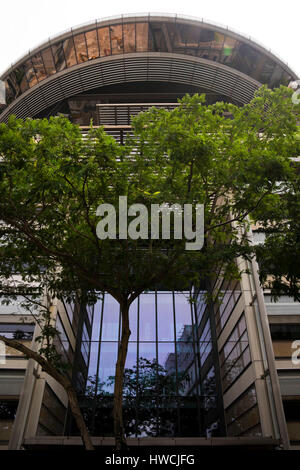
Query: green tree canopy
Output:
[[0, 85, 299, 448]]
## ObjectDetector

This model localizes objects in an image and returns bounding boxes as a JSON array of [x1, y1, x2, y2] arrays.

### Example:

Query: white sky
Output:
[[0, 0, 299, 77]]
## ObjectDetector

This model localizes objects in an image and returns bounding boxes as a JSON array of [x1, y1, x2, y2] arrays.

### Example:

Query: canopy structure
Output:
[[0, 13, 297, 122]]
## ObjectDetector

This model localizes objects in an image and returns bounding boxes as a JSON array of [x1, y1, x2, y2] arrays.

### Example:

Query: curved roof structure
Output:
[[0, 13, 298, 122]]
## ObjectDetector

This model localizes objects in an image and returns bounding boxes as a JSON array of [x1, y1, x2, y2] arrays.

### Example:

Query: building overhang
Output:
[[0, 53, 261, 122]]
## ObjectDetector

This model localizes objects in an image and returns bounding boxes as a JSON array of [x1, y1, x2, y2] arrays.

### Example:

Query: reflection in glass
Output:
[[85, 29, 99, 60], [74, 34, 88, 63], [124, 23, 135, 53], [175, 293, 192, 341], [158, 342, 176, 384], [98, 342, 118, 393], [139, 293, 156, 341], [125, 342, 137, 370], [136, 23, 148, 52], [91, 299, 102, 340], [31, 52, 47, 82], [110, 25, 123, 55], [41, 48, 56, 75], [63, 38, 77, 68], [138, 342, 156, 364], [129, 298, 138, 341], [101, 294, 119, 340], [24, 59, 38, 88], [51, 42, 66, 72], [157, 293, 174, 341], [98, 27, 111, 56]]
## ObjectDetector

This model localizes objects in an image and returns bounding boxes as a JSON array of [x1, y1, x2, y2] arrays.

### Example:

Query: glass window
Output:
[[0, 323, 34, 340], [110, 24, 123, 55], [123, 23, 136, 53], [73, 33, 88, 63], [63, 38, 77, 68], [31, 52, 47, 82], [157, 293, 174, 341], [158, 342, 176, 395], [138, 342, 156, 364], [129, 298, 138, 341], [23, 58, 38, 88], [98, 342, 118, 392], [199, 319, 211, 365], [158, 342, 176, 375], [101, 294, 119, 341], [87, 341, 99, 386], [51, 41, 66, 72], [139, 293, 156, 341], [175, 293, 193, 341], [98, 27, 111, 56], [136, 23, 148, 52], [41, 47, 56, 75], [91, 298, 102, 341], [125, 342, 137, 370], [85, 29, 99, 60]]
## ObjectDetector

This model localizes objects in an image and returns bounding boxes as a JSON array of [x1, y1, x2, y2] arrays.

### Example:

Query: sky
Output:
[[0, 0, 299, 77]]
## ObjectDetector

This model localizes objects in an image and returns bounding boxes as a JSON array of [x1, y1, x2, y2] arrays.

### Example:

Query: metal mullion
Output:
[[71, 31, 79, 65], [109, 24, 113, 55], [135, 295, 140, 437], [83, 32, 89, 60], [191, 290, 204, 435], [155, 289, 159, 436], [91, 293, 105, 434], [95, 20, 101, 57], [172, 291, 180, 436]]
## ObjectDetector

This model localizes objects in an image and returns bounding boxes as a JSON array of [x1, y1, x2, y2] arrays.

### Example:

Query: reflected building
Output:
[[0, 14, 300, 450]]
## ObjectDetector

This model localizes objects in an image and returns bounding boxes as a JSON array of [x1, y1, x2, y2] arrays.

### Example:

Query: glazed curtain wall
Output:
[[4, 20, 293, 105], [75, 291, 220, 437]]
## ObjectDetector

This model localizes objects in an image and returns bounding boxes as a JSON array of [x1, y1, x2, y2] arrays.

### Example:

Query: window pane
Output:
[[74, 33, 88, 63], [124, 23, 135, 53], [41, 47, 56, 75], [136, 23, 148, 52], [63, 38, 77, 68], [31, 52, 47, 82], [129, 298, 138, 341], [24, 59, 37, 88], [139, 293, 156, 341], [98, 27, 111, 56], [157, 342, 176, 394], [101, 294, 119, 340], [125, 342, 137, 370], [157, 293, 174, 341], [85, 29, 99, 60], [91, 299, 102, 340], [175, 293, 192, 341], [98, 342, 118, 393], [51, 42, 66, 72], [110, 24, 123, 55], [138, 342, 156, 365], [87, 341, 99, 386]]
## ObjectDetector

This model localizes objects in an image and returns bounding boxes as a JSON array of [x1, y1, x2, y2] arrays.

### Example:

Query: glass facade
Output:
[[74, 291, 222, 437], [3, 19, 294, 105]]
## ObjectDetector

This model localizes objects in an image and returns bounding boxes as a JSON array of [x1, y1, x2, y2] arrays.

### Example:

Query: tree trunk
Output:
[[64, 382, 94, 451], [113, 302, 131, 451], [0, 335, 94, 451]]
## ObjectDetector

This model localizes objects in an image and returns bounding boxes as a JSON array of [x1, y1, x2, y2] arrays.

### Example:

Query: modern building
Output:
[[0, 13, 299, 451]]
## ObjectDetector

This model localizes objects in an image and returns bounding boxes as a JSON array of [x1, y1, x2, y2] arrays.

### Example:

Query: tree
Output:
[[0, 86, 299, 449]]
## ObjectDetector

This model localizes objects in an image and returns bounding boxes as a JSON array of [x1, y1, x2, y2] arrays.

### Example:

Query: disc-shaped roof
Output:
[[0, 14, 297, 122]]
